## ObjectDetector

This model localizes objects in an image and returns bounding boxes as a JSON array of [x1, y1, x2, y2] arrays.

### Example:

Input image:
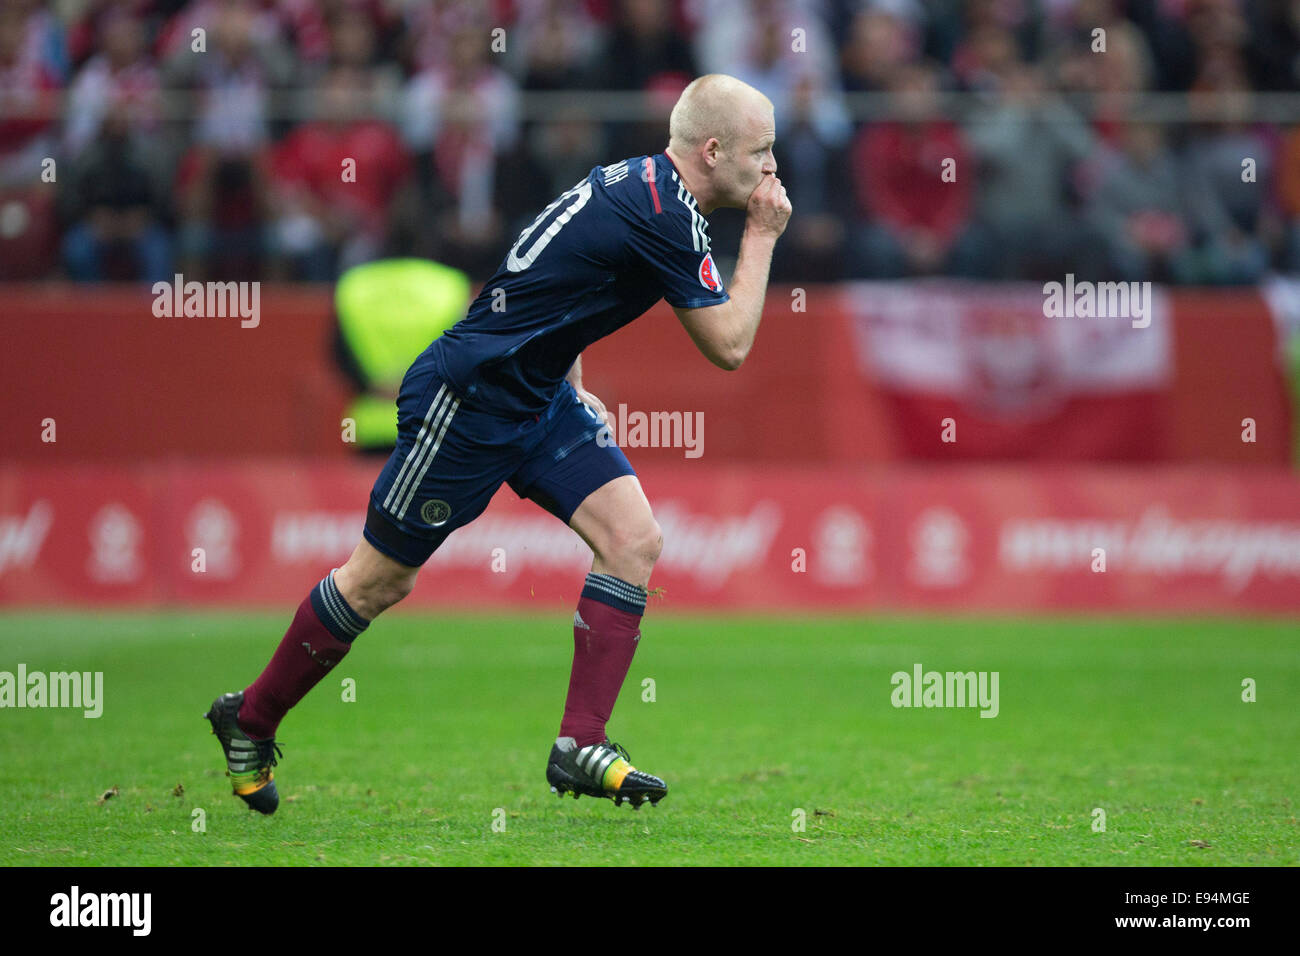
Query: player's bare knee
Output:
[[602, 518, 662, 581], [336, 556, 416, 619], [642, 520, 664, 566], [364, 571, 416, 616]]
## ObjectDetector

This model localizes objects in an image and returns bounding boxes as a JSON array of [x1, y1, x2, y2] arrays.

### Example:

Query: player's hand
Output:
[[745, 173, 792, 239], [575, 386, 611, 428]]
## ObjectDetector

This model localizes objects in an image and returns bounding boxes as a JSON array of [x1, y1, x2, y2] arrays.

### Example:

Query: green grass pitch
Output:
[[0, 611, 1296, 866]]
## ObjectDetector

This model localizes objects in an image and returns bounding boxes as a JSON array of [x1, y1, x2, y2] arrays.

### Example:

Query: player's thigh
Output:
[[508, 408, 659, 582], [364, 367, 521, 570]]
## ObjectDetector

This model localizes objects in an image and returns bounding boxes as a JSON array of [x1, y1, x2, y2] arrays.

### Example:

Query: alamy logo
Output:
[[151, 273, 260, 328], [1042, 273, 1152, 328], [0, 665, 103, 718], [595, 404, 704, 459], [890, 663, 999, 718], [50, 886, 151, 935]]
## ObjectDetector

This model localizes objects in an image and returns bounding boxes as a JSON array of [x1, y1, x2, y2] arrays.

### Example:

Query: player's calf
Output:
[[206, 552, 393, 811], [557, 477, 663, 772]]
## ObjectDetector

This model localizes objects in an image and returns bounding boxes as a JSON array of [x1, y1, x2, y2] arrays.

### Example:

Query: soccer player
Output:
[[205, 73, 792, 812]]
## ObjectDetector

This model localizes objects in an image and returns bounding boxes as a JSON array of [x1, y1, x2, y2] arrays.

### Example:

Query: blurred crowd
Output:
[[1, 0, 1299, 284]]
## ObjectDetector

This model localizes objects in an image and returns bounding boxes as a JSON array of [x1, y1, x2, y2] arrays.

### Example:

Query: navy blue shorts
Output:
[[364, 357, 636, 567]]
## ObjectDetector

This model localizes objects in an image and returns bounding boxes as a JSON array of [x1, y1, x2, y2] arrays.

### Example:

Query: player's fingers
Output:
[[580, 393, 607, 424]]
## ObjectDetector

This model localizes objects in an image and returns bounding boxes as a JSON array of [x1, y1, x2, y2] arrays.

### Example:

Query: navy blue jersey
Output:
[[426, 153, 730, 416]]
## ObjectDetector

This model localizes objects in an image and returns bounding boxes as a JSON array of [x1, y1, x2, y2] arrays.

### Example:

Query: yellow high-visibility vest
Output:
[[336, 258, 471, 448]]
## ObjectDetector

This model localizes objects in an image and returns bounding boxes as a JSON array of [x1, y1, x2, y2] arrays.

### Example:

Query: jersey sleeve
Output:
[[628, 193, 731, 310]]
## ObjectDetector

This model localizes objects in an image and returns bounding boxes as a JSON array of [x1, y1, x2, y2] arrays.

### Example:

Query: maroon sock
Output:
[[239, 573, 366, 739], [559, 572, 648, 747]]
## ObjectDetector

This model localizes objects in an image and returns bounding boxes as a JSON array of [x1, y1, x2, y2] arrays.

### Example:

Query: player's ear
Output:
[[703, 137, 721, 168]]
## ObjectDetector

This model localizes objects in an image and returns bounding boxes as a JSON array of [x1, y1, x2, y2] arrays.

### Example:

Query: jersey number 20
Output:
[[505, 179, 593, 273]]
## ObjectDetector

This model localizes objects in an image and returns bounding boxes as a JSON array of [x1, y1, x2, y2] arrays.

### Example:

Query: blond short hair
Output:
[[668, 74, 772, 152]]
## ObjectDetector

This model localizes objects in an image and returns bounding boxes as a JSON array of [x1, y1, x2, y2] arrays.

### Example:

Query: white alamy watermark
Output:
[[151, 273, 260, 327], [1042, 273, 1152, 328], [890, 663, 999, 718], [0, 665, 103, 718], [50, 886, 150, 936], [596, 404, 704, 459]]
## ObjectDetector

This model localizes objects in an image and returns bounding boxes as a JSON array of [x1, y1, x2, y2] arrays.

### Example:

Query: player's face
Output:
[[721, 104, 777, 208]]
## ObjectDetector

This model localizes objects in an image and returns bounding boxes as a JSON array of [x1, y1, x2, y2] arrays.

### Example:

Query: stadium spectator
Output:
[[950, 21, 1021, 94], [63, 12, 160, 158], [1125, 0, 1198, 92], [269, 66, 411, 279], [964, 62, 1109, 280], [1180, 124, 1274, 284], [64, 0, 151, 72], [166, 0, 291, 280], [840, 7, 917, 93], [0, 5, 61, 188], [402, 19, 520, 277], [0, 0, 1291, 285], [1086, 121, 1194, 282], [58, 102, 173, 282], [1244, 0, 1300, 91], [1079, 20, 1157, 147], [768, 70, 852, 282], [691, 0, 839, 104], [513, 0, 605, 90], [299, 3, 403, 104], [162, 0, 292, 153], [13, 0, 69, 85], [0, 3, 63, 277], [402, 21, 519, 158], [848, 62, 987, 278], [598, 0, 698, 89], [275, 0, 400, 71], [519, 110, 609, 203], [1185, 0, 1251, 92], [1179, 50, 1274, 284], [1278, 126, 1300, 273]]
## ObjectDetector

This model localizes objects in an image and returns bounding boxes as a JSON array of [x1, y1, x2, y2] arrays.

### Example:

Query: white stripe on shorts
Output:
[[395, 396, 461, 521], [384, 385, 452, 513]]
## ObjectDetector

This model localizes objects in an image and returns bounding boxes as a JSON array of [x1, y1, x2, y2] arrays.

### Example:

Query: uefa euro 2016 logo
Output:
[[698, 253, 722, 293]]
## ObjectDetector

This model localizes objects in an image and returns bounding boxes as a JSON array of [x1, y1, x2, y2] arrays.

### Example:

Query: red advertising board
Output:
[[2, 462, 1298, 613]]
